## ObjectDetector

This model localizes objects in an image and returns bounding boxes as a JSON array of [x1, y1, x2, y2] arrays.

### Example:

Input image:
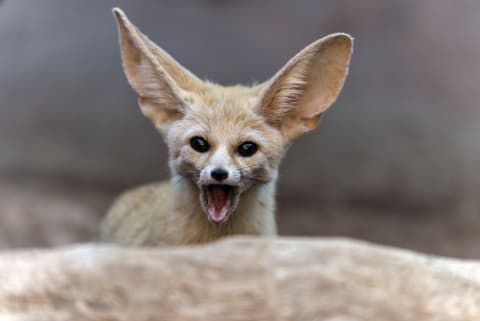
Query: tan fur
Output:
[[100, 8, 353, 246]]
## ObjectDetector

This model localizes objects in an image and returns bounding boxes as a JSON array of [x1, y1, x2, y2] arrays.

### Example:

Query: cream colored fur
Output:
[[100, 8, 353, 246]]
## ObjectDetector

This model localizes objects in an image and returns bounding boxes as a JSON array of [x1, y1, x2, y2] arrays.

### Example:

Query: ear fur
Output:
[[112, 8, 204, 133], [257, 34, 353, 142]]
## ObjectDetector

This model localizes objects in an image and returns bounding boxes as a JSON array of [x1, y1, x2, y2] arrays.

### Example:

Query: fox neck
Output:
[[165, 174, 277, 245]]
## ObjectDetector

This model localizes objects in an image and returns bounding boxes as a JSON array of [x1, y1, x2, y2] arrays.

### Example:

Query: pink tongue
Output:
[[208, 186, 228, 222]]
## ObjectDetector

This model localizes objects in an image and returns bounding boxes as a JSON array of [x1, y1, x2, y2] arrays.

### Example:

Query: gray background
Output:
[[1, 0, 479, 257]]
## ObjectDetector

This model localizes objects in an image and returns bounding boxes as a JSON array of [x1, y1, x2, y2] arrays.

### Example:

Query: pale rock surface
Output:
[[0, 237, 479, 321]]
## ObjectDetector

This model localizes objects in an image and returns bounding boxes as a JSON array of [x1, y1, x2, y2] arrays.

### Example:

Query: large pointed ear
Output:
[[256, 34, 353, 142], [112, 8, 204, 133]]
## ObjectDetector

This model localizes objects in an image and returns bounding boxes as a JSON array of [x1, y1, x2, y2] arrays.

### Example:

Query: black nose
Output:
[[211, 168, 228, 181]]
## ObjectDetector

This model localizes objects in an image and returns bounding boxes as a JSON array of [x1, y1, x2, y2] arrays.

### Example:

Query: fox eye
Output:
[[237, 142, 258, 157], [190, 136, 210, 153]]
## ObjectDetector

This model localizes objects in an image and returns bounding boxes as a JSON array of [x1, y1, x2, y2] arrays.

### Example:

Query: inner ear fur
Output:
[[112, 8, 204, 133], [257, 34, 353, 142]]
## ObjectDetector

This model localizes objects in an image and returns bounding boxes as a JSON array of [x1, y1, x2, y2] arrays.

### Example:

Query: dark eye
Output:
[[237, 142, 258, 157], [190, 136, 210, 153]]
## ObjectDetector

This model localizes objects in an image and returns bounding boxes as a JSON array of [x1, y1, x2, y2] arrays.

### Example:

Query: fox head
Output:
[[113, 8, 353, 224]]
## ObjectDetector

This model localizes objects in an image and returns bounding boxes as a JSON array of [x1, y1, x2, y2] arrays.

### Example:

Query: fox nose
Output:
[[211, 168, 228, 181]]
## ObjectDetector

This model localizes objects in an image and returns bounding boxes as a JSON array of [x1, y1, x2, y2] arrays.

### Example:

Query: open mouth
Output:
[[203, 184, 238, 223]]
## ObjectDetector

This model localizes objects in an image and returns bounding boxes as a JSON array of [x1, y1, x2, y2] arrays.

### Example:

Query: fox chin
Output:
[[100, 8, 353, 246]]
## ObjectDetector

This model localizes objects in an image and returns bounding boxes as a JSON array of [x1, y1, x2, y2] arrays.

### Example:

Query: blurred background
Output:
[[0, 0, 479, 257]]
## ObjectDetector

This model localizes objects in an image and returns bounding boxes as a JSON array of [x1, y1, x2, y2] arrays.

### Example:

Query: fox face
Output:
[[166, 87, 285, 222], [113, 8, 352, 224]]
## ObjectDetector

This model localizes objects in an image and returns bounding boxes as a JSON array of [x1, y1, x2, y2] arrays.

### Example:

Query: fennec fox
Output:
[[100, 8, 353, 246]]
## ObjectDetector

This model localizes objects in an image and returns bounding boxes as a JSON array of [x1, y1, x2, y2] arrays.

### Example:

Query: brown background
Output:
[[1, 0, 479, 257]]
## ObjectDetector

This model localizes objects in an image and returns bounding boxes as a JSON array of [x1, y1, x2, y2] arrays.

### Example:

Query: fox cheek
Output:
[[230, 169, 242, 183], [172, 158, 195, 177], [170, 148, 204, 178], [235, 160, 272, 184], [252, 166, 275, 183]]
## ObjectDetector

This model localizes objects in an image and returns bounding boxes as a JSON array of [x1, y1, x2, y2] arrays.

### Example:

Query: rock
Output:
[[0, 237, 479, 320]]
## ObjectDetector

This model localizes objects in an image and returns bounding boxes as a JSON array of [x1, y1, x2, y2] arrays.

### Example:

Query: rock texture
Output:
[[1, 1, 480, 256], [0, 237, 479, 321]]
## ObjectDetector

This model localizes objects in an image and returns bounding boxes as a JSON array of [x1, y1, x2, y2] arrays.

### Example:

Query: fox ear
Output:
[[112, 8, 204, 133], [257, 34, 353, 142]]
